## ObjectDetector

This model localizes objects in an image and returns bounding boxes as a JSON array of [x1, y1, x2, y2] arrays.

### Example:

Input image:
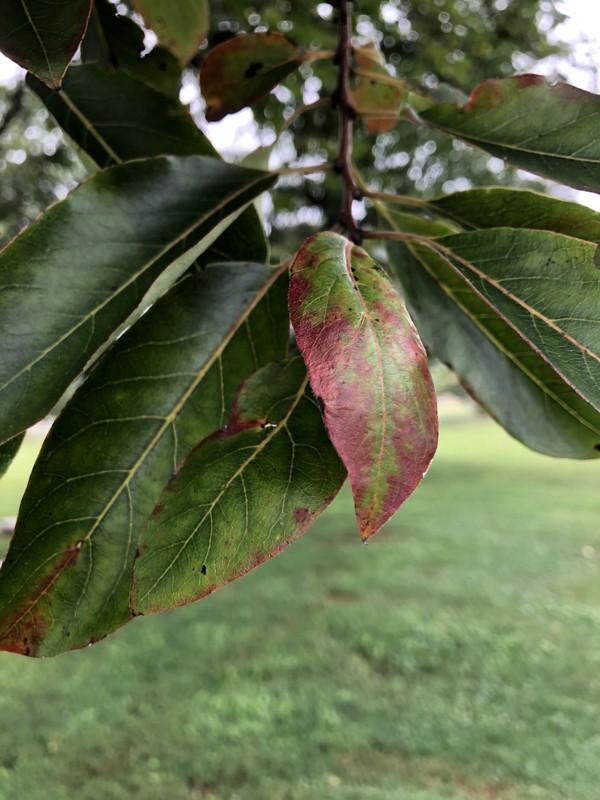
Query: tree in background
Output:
[[0, 0, 598, 657]]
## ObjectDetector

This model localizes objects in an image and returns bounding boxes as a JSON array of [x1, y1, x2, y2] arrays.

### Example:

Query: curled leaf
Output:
[[289, 232, 438, 539]]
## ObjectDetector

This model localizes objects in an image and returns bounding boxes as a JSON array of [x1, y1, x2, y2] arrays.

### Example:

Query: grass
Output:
[[0, 418, 599, 800]]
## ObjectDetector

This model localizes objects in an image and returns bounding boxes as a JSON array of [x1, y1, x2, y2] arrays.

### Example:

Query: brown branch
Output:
[[333, 0, 361, 244]]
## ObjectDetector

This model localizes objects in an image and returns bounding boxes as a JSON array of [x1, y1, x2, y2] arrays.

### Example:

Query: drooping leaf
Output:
[[131, 357, 346, 616], [419, 75, 600, 193], [200, 32, 305, 122], [426, 229, 600, 412], [81, 0, 182, 96], [289, 231, 438, 540], [0, 263, 289, 656], [0, 0, 92, 88], [0, 156, 274, 445], [351, 44, 405, 133], [132, 0, 209, 63], [0, 434, 24, 480], [386, 229, 600, 459], [430, 187, 600, 241]]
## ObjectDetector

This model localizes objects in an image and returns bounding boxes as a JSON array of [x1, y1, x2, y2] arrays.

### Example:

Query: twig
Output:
[[275, 162, 335, 177], [333, 0, 361, 244]]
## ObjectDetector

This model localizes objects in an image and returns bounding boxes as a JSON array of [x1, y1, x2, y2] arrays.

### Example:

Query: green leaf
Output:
[[132, 0, 209, 64], [0, 155, 274, 445], [200, 32, 305, 122], [430, 187, 600, 241], [0, 434, 24, 480], [289, 232, 438, 540], [429, 229, 600, 412], [0, 263, 289, 656], [27, 65, 215, 168], [131, 357, 346, 616], [0, 0, 92, 88], [81, 0, 182, 97], [351, 44, 405, 134], [419, 76, 600, 193], [385, 211, 600, 458]]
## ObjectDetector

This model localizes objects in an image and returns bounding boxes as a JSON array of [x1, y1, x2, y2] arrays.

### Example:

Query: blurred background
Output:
[[1, 1, 600, 798]]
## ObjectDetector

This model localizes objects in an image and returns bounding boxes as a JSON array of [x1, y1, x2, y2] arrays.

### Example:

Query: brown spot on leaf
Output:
[[244, 61, 264, 78]]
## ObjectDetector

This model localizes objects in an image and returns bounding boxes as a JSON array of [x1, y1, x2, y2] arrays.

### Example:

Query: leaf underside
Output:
[[289, 231, 438, 539], [420, 75, 600, 193], [132, 0, 209, 63]]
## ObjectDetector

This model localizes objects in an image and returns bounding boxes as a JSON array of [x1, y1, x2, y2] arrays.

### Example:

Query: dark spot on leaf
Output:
[[159, 62, 167, 71], [150, 503, 164, 518], [294, 507, 310, 523], [370, 80, 376, 85], [201, 564, 207, 575], [245, 61, 264, 78], [594, 444, 600, 451], [594, 245, 600, 269]]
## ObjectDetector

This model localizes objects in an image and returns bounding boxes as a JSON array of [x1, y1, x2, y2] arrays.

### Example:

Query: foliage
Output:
[[0, 0, 598, 657]]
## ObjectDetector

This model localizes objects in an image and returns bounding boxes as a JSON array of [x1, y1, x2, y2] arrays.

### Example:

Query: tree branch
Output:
[[333, 0, 361, 244]]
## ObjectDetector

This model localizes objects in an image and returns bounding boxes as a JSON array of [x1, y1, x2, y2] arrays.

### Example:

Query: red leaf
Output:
[[289, 232, 438, 539]]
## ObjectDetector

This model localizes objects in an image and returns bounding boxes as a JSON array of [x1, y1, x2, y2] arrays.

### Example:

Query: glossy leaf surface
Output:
[[200, 32, 304, 122], [420, 76, 600, 192], [0, 156, 274, 445], [131, 357, 346, 616], [430, 229, 600, 412], [0, 0, 92, 87], [290, 232, 438, 539], [0, 263, 288, 655], [132, 0, 209, 63]]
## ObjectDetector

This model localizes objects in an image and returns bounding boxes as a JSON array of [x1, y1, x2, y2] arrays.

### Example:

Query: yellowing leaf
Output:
[[132, 0, 209, 63]]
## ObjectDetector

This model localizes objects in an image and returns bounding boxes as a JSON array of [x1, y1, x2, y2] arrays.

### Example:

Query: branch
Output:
[[333, 0, 361, 244]]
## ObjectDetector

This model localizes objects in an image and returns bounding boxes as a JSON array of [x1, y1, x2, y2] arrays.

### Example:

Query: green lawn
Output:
[[0, 418, 599, 800]]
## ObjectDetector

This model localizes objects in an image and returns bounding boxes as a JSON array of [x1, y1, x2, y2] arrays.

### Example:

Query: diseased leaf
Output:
[[289, 231, 438, 540], [132, 0, 209, 63], [0, 156, 274, 445], [0, 0, 92, 88], [420, 75, 600, 193], [131, 357, 346, 616], [0, 263, 289, 656], [427, 229, 600, 413], [81, 0, 182, 96], [0, 433, 24, 480], [200, 32, 305, 122], [351, 44, 405, 133], [387, 230, 600, 459]]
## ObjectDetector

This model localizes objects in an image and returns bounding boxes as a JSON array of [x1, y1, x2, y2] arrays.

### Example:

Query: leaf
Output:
[[200, 32, 305, 122], [27, 65, 215, 168], [132, 0, 209, 64], [0, 263, 289, 656], [131, 357, 346, 616], [0, 0, 92, 88], [419, 75, 600, 193], [430, 187, 600, 241], [0, 155, 274, 445], [289, 232, 438, 540], [428, 229, 600, 412], [387, 232, 600, 459], [81, 0, 182, 97], [351, 44, 405, 134], [0, 434, 24, 480]]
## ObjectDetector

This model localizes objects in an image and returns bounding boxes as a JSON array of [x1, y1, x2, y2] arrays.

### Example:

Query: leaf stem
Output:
[[275, 162, 335, 177], [334, 0, 361, 244]]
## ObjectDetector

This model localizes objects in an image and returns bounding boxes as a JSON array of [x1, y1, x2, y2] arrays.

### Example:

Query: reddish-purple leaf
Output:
[[289, 232, 438, 539]]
